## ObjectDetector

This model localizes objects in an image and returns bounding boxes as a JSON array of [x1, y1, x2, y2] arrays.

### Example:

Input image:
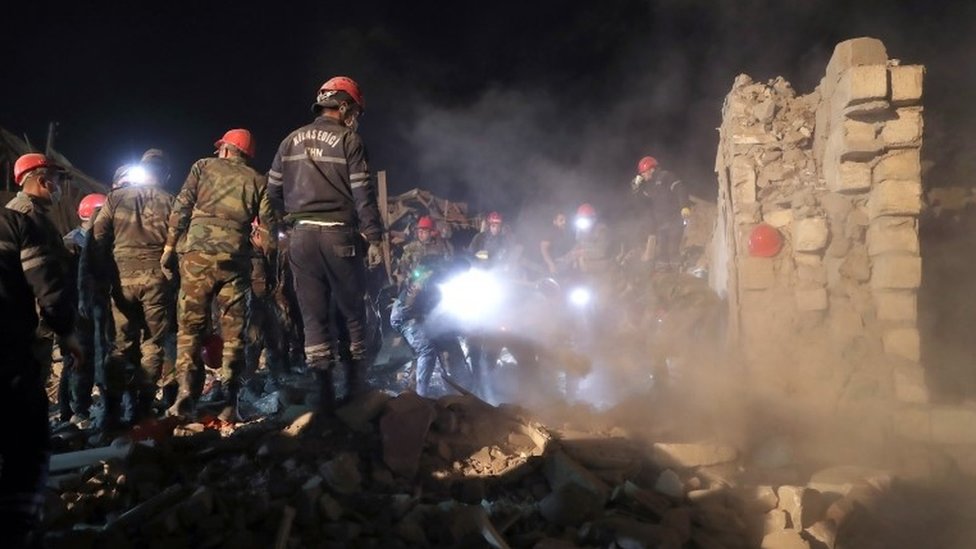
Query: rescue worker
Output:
[[572, 203, 615, 276], [468, 211, 511, 265], [632, 155, 691, 271], [60, 193, 107, 424], [390, 259, 471, 397], [92, 164, 174, 427], [398, 215, 452, 283], [163, 129, 275, 422], [267, 76, 383, 412], [6, 153, 72, 414], [245, 218, 287, 380], [0, 206, 82, 548], [539, 210, 573, 276]]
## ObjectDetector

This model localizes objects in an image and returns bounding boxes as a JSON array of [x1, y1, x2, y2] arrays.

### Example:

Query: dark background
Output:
[[1, 0, 972, 218]]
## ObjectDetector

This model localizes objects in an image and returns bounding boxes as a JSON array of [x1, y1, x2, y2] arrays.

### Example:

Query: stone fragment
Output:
[[539, 483, 602, 526], [825, 118, 881, 161], [831, 65, 888, 112], [889, 65, 924, 104], [380, 392, 436, 479], [874, 149, 921, 183], [825, 160, 871, 193], [747, 485, 780, 513], [808, 466, 893, 497], [883, 328, 921, 362], [793, 217, 829, 252], [731, 156, 757, 204], [651, 442, 739, 469], [870, 255, 921, 289], [761, 529, 811, 549], [654, 469, 684, 499], [765, 209, 793, 228], [875, 290, 916, 321], [320, 453, 362, 495], [881, 108, 923, 147], [282, 411, 314, 437], [824, 38, 888, 89], [806, 520, 837, 548], [615, 480, 672, 518], [543, 450, 610, 504], [777, 486, 826, 529], [764, 509, 790, 533], [868, 180, 922, 218], [893, 364, 929, 405], [867, 217, 918, 256], [335, 390, 392, 432]]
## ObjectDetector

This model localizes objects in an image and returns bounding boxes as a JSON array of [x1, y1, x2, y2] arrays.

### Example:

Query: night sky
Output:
[[2, 1, 973, 217]]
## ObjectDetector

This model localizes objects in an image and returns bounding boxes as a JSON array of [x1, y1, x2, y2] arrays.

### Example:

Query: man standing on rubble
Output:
[[92, 163, 174, 428], [0, 202, 82, 548], [398, 215, 453, 283], [539, 210, 573, 277], [163, 129, 275, 422], [268, 76, 383, 411], [468, 211, 512, 266], [631, 155, 691, 271]]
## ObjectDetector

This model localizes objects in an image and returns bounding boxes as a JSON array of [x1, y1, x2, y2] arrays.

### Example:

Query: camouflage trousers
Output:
[[108, 269, 172, 396], [176, 252, 250, 386]]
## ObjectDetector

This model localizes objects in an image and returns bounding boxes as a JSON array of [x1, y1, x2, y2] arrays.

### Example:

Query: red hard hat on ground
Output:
[[487, 211, 503, 224], [215, 129, 255, 158], [314, 76, 365, 112], [576, 203, 596, 217], [77, 193, 107, 221], [201, 334, 224, 370], [638, 156, 658, 174], [748, 223, 783, 257], [14, 153, 54, 186], [416, 216, 436, 230]]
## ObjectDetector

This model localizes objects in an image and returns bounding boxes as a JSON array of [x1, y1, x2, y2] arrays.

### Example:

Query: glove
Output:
[[631, 175, 644, 192], [367, 241, 383, 269], [160, 246, 177, 280]]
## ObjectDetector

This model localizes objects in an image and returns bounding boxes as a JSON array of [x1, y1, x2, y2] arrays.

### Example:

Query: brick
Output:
[[883, 327, 920, 362], [831, 65, 889, 113], [793, 217, 829, 252], [765, 209, 793, 228], [824, 159, 871, 193], [795, 288, 828, 311], [740, 257, 776, 289], [825, 38, 888, 89], [893, 365, 930, 406], [868, 180, 922, 218], [930, 407, 976, 445], [893, 405, 931, 440], [881, 108, 923, 148], [867, 217, 919, 256], [889, 65, 924, 104], [825, 118, 881, 160], [873, 149, 921, 182], [731, 156, 757, 204], [874, 291, 917, 322], [870, 255, 921, 289]]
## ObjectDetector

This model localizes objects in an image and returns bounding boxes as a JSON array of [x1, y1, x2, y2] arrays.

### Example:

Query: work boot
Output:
[[166, 372, 195, 418], [344, 359, 369, 402], [314, 368, 336, 414], [97, 395, 124, 433], [217, 380, 241, 423]]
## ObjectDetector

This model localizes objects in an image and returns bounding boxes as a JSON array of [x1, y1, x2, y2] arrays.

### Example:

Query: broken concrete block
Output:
[[777, 486, 826, 529], [883, 327, 921, 362], [805, 520, 837, 549], [543, 450, 610, 504], [881, 108, 923, 148], [539, 482, 602, 526], [652, 442, 739, 469], [793, 217, 829, 252], [824, 38, 888, 92], [808, 466, 893, 497], [795, 288, 828, 312], [889, 64, 924, 104], [764, 509, 790, 533], [870, 255, 921, 289], [930, 406, 976, 445], [380, 392, 436, 479], [873, 149, 922, 183], [825, 159, 871, 193], [867, 217, 918, 256], [335, 390, 392, 432], [893, 364, 930, 405], [654, 469, 684, 499], [739, 257, 776, 290]]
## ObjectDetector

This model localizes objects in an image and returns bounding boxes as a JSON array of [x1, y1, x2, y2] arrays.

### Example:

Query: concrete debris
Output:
[[761, 529, 811, 549], [651, 442, 739, 469]]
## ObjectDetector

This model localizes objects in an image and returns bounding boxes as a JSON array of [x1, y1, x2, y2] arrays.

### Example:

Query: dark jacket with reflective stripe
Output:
[[0, 209, 74, 365], [268, 116, 382, 242], [637, 169, 690, 228]]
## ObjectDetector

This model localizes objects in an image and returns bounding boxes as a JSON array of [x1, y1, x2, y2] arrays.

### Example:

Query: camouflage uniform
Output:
[[92, 184, 174, 420], [397, 237, 453, 282], [166, 156, 275, 414]]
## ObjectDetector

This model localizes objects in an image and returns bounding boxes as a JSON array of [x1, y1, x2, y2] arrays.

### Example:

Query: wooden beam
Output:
[[377, 170, 393, 284]]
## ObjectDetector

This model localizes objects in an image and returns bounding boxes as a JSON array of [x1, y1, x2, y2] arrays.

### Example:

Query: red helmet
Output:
[[416, 216, 435, 230], [77, 193, 107, 221], [748, 223, 783, 257], [215, 129, 255, 158], [201, 334, 224, 369], [13, 153, 54, 186], [486, 211, 503, 224], [576, 203, 596, 218], [313, 76, 365, 112], [637, 156, 658, 174]]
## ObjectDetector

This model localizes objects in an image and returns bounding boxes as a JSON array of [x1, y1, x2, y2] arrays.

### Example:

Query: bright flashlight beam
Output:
[[575, 217, 593, 231], [569, 287, 592, 307], [438, 269, 504, 323], [125, 165, 150, 185]]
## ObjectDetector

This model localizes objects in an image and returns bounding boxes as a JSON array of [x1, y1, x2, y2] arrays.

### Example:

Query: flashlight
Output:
[[569, 286, 592, 308], [575, 217, 593, 231]]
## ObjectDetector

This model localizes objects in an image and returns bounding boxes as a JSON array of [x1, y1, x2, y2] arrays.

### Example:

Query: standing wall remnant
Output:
[[710, 38, 926, 415]]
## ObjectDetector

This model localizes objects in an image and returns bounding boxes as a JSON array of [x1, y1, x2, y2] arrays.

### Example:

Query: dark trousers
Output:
[[0, 352, 50, 548], [289, 225, 368, 369], [656, 223, 684, 267]]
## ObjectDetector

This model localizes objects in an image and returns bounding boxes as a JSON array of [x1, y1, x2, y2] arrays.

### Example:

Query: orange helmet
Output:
[[748, 223, 783, 257], [637, 156, 658, 174], [576, 203, 596, 218], [486, 211, 503, 224], [77, 193, 107, 221], [215, 129, 255, 158], [416, 216, 436, 230], [13, 153, 55, 185], [313, 76, 365, 113]]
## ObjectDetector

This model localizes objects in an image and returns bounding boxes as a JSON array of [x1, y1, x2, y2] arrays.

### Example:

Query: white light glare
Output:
[[438, 269, 504, 322], [125, 165, 150, 185], [569, 287, 592, 308], [575, 216, 594, 231]]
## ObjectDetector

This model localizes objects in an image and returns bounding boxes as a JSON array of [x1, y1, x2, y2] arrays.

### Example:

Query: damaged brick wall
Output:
[[710, 37, 926, 412]]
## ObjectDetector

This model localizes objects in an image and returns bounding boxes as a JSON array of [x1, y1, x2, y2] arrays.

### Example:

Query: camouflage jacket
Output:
[[398, 238, 453, 278], [92, 185, 174, 273], [166, 156, 275, 257]]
